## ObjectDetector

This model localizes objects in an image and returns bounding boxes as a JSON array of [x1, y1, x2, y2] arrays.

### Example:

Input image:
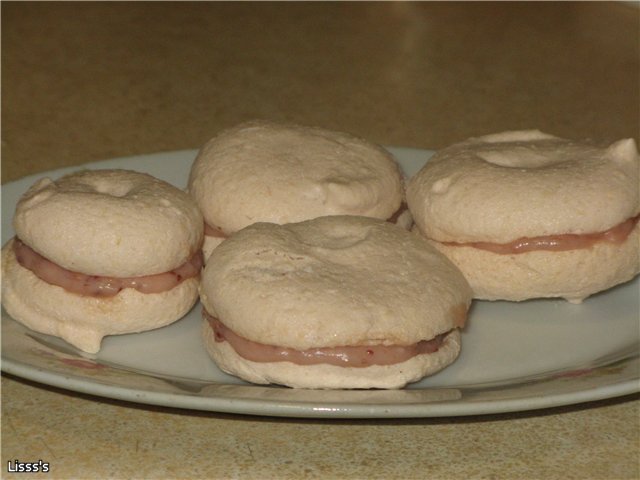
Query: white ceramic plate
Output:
[[2, 148, 639, 418]]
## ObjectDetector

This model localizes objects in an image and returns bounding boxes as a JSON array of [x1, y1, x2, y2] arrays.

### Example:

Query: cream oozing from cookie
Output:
[[203, 306, 465, 368], [13, 238, 203, 297], [439, 214, 639, 254], [203, 202, 411, 240], [2, 240, 200, 353]]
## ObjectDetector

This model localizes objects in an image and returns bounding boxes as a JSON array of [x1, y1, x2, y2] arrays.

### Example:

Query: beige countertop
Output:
[[2, 2, 639, 479]]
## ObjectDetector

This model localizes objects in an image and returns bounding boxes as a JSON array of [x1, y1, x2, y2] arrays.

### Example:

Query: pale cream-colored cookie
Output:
[[14, 169, 203, 277], [188, 120, 408, 258], [201, 236, 226, 262], [407, 131, 640, 302], [2, 169, 204, 352], [200, 215, 471, 389]]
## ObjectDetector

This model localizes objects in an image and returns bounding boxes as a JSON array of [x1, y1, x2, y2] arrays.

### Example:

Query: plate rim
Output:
[[3, 348, 638, 418]]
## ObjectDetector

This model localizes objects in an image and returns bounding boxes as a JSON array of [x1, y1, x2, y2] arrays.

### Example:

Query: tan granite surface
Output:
[[2, 2, 639, 479]]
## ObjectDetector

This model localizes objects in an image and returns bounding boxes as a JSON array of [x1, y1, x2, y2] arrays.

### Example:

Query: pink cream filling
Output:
[[204, 222, 227, 238], [442, 214, 639, 254], [204, 203, 410, 239], [204, 310, 455, 368], [387, 202, 408, 224], [13, 237, 203, 297]]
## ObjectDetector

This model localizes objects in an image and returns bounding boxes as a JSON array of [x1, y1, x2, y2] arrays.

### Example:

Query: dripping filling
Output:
[[204, 203, 410, 239], [441, 214, 639, 254], [13, 237, 203, 297], [204, 310, 458, 368]]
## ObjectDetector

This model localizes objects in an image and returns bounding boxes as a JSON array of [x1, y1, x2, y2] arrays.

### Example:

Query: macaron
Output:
[[1, 169, 204, 353], [407, 130, 640, 303], [188, 120, 411, 259], [199, 215, 472, 389]]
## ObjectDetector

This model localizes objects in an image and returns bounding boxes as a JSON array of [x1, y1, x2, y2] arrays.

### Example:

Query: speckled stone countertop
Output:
[[2, 2, 639, 479]]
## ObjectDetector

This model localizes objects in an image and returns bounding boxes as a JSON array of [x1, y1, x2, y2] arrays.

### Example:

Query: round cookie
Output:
[[1, 169, 204, 353], [199, 215, 472, 389], [188, 120, 409, 258], [406, 130, 640, 302]]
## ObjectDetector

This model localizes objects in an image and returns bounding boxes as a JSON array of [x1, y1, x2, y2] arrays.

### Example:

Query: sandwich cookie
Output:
[[200, 216, 472, 389], [407, 130, 640, 303], [188, 120, 410, 259], [1, 169, 204, 353]]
